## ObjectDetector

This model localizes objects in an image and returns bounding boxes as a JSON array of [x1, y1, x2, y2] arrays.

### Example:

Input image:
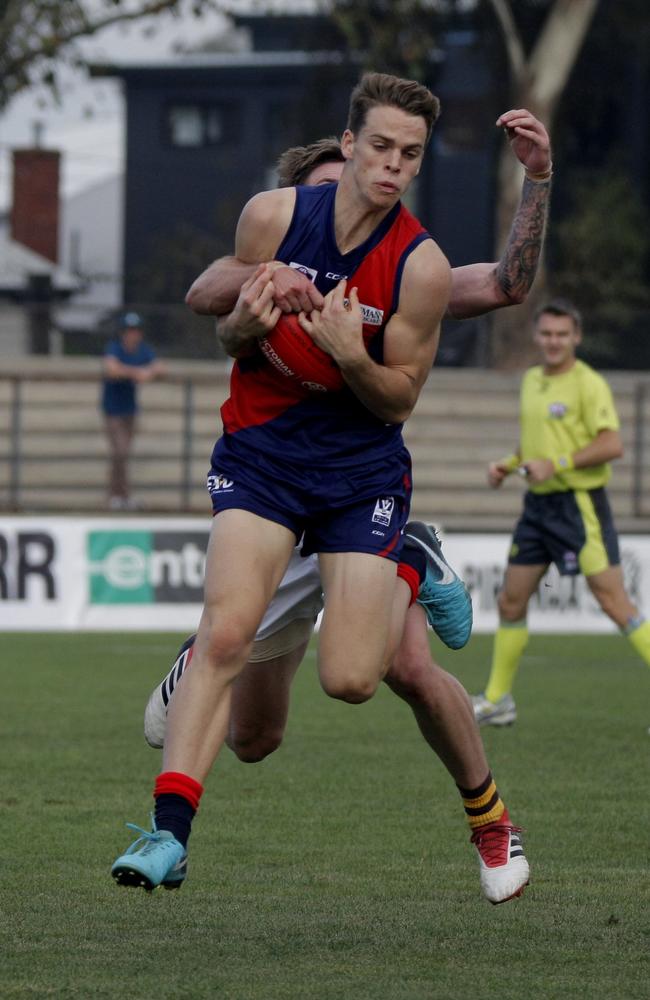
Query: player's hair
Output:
[[534, 298, 583, 330], [276, 137, 345, 188], [347, 72, 440, 144]]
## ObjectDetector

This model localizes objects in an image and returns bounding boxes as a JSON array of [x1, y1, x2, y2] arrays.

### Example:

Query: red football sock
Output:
[[154, 771, 204, 811], [397, 560, 419, 605]]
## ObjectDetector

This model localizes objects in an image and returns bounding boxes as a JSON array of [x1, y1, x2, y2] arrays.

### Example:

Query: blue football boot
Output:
[[403, 521, 473, 649], [111, 818, 187, 892]]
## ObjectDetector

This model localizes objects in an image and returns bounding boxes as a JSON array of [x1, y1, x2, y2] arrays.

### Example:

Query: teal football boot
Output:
[[111, 818, 187, 892], [403, 521, 473, 649]]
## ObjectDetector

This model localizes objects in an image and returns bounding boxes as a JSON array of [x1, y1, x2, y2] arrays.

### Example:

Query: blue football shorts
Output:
[[509, 487, 620, 577], [206, 452, 412, 563]]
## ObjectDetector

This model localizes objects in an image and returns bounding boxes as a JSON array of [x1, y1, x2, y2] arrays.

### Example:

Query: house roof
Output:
[[90, 49, 348, 78], [0, 235, 81, 295]]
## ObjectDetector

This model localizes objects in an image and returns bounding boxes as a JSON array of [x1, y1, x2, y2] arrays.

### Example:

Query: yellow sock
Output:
[[626, 619, 650, 667], [485, 621, 529, 703]]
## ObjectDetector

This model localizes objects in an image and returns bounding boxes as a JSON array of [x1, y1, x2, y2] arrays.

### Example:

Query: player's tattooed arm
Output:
[[447, 176, 551, 320], [495, 175, 550, 304], [448, 109, 551, 320], [495, 106, 551, 303]]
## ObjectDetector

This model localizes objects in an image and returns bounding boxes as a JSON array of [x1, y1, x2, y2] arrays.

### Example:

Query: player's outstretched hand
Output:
[[269, 263, 325, 314], [497, 109, 551, 177]]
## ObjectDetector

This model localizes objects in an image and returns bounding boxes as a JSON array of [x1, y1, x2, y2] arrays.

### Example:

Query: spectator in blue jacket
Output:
[[101, 312, 166, 510]]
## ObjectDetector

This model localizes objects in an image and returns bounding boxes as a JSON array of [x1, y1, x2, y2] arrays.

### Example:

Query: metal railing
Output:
[[0, 363, 229, 513], [1, 366, 649, 524]]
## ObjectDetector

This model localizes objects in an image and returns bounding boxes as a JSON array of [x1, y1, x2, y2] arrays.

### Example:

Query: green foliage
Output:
[[327, 0, 445, 78], [131, 219, 232, 358], [0, 0, 221, 110], [2, 630, 650, 999], [550, 164, 650, 366], [135, 220, 229, 304]]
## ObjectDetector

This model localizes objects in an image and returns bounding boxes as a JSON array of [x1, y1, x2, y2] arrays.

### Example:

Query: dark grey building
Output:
[[95, 15, 497, 361]]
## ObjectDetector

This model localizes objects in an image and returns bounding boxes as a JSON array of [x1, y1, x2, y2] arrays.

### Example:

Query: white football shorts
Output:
[[143, 549, 323, 747], [254, 548, 323, 643]]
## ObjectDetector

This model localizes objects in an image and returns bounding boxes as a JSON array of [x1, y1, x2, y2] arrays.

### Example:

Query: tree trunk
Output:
[[488, 0, 600, 368]]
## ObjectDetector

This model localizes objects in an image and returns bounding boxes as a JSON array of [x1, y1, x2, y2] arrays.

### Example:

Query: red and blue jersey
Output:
[[213, 183, 431, 492]]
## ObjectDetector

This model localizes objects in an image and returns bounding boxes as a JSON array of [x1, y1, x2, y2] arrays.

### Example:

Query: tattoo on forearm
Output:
[[497, 177, 551, 301]]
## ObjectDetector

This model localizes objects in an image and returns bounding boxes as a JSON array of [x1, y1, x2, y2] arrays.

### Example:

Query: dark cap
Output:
[[121, 311, 144, 329]]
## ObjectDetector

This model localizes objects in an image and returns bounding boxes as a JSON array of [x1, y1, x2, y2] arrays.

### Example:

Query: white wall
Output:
[[57, 174, 124, 328], [0, 517, 647, 632]]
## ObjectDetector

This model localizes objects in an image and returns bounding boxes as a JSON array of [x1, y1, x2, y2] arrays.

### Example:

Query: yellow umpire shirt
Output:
[[519, 359, 620, 494]]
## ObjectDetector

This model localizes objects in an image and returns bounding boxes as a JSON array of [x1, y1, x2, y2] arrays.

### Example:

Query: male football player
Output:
[[117, 104, 551, 902]]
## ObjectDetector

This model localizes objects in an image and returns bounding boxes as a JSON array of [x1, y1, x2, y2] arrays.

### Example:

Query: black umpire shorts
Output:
[[508, 487, 620, 577]]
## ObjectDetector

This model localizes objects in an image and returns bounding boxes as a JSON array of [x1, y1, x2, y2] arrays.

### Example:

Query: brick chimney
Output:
[[10, 148, 61, 263]]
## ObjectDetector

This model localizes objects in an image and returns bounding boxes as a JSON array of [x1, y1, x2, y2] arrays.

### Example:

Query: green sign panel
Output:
[[88, 531, 153, 604]]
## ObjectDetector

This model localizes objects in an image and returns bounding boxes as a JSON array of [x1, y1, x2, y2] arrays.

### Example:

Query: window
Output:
[[167, 104, 225, 148]]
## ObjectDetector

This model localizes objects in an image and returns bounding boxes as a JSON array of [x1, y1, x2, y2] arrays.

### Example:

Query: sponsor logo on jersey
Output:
[[548, 402, 568, 418], [325, 271, 348, 281], [207, 474, 234, 493], [259, 338, 296, 379], [300, 381, 328, 392], [290, 261, 318, 282], [371, 497, 395, 527], [360, 304, 384, 326]]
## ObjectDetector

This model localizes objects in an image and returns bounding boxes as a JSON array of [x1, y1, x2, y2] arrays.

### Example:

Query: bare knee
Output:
[[320, 674, 379, 704], [384, 649, 432, 701], [593, 588, 630, 626], [227, 725, 284, 763], [497, 589, 526, 622], [200, 618, 254, 669]]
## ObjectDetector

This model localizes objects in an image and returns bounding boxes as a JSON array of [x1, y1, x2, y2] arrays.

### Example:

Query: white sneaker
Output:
[[143, 685, 166, 748], [472, 692, 517, 727], [471, 811, 530, 904], [143, 635, 195, 748]]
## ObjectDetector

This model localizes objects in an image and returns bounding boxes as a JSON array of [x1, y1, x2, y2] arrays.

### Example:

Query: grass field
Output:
[[2, 630, 649, 999]]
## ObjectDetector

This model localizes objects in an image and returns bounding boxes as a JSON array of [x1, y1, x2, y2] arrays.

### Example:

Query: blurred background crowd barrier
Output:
[[2, 358, 649, 532]]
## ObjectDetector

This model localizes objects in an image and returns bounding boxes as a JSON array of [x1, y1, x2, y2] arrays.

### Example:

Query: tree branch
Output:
[[527, 0, 599, 110], [1, 0, 220, 94], [486, 0, 526, 84]]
